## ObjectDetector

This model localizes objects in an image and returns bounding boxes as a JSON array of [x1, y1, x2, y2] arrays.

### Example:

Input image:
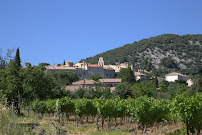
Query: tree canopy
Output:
[[88, 74, 103, 81], [116, 67, 136, 84], [50, 71, 79, 86]]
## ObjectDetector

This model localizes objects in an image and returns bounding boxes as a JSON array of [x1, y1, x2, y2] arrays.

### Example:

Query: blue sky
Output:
[[0, 0, 202, 66]]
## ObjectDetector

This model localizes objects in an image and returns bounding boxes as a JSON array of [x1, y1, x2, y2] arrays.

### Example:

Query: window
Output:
[[83, 72, 86, 75], [88, 67, 91, 70]]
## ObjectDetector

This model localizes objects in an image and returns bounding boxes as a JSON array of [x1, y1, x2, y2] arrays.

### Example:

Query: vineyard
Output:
[[28, 93, 202, 135]]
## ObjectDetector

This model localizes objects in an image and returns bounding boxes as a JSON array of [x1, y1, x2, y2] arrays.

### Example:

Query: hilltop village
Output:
[[44, 57, 193, 91]]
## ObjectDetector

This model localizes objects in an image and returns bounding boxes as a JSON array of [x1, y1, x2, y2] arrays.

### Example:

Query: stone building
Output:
[[165, 72, 189, 82], [45, 58, 115, 80], [66, 78, 121, 91]]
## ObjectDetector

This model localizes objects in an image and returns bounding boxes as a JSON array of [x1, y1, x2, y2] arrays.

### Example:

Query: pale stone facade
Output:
[[44, 57, 147, 81], [103, 62, 129, 72], [66, 78, 121, 91], [165, 72, 189, 82], [45, 58, 115, 80]]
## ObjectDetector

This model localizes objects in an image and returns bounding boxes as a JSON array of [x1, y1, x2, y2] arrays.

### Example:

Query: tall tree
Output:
[[5, 60, 23, 115], [63, 60, 65, 65], [117, 67, 136, 84], [22, 63, 56, 101], [15, 47, 21, 68]]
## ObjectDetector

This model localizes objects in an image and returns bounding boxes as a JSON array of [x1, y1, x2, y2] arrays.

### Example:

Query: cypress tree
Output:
[[63, 60, 65, 65], [15, 47, 21, 68]]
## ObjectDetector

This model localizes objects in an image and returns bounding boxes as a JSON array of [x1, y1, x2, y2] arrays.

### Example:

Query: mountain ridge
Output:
[[80, 34, 202, 76]]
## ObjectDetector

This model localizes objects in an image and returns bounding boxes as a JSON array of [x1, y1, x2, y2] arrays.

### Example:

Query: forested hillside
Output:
[[81, 34, 202, 76]]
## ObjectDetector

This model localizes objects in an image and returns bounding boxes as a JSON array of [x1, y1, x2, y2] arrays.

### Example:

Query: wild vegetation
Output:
[[81, 34, 202, 77]]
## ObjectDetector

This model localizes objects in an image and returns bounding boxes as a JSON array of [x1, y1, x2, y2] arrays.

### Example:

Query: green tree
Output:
[[189, 78, 202, 96], [88, 74, 103, 81], [51, 71, 79, 86], [74, 87, 85, 98], [83, 87, 95, 99], [159, 80, 169, 92], [113, 82, 133, 99], [0, 70, 7, 97], [167, 82, 180, 99], [152, 76, 158, 87], [116, 67, 135, 84], [15, 47, 21, 68], [132, 80, 157, 98], [38, 63, 50, 67], [4, 60, 23, 115], [22, 63, 56, 102]]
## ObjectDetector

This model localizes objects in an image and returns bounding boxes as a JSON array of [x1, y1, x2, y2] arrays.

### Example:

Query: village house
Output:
[[45, 58, 116, 80], [98, 78, 121, 87], [134, 71, 147, 81], [65, 80, 94, 91], [44, 57, 150, 82], [66, 78, 122, 91], [103, 62, 129, 72], [165, 72, 189, 82]]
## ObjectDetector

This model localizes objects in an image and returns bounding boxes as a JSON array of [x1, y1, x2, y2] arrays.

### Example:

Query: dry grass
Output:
[[16, 113, 185, 135], [0, 105, 185, 135]]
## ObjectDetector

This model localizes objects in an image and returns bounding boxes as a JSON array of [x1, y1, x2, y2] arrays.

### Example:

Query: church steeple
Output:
[[98, 57, 104, 66]]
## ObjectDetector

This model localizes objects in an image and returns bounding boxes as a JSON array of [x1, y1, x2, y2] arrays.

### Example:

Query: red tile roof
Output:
[[72, 80, 95, 85], [87, 64, 102, 67], [99, 78, 122, 83], [45, 66, 76, 70]]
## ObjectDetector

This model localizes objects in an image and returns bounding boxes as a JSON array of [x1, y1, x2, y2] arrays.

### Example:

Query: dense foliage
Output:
[[30, 93, 202, 134], [0, 49, 78, 114], [116, 67, 136, 84], [88, 74, 103, 81], [173, 94, 202, 134], [51, 71, 79, 86]]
